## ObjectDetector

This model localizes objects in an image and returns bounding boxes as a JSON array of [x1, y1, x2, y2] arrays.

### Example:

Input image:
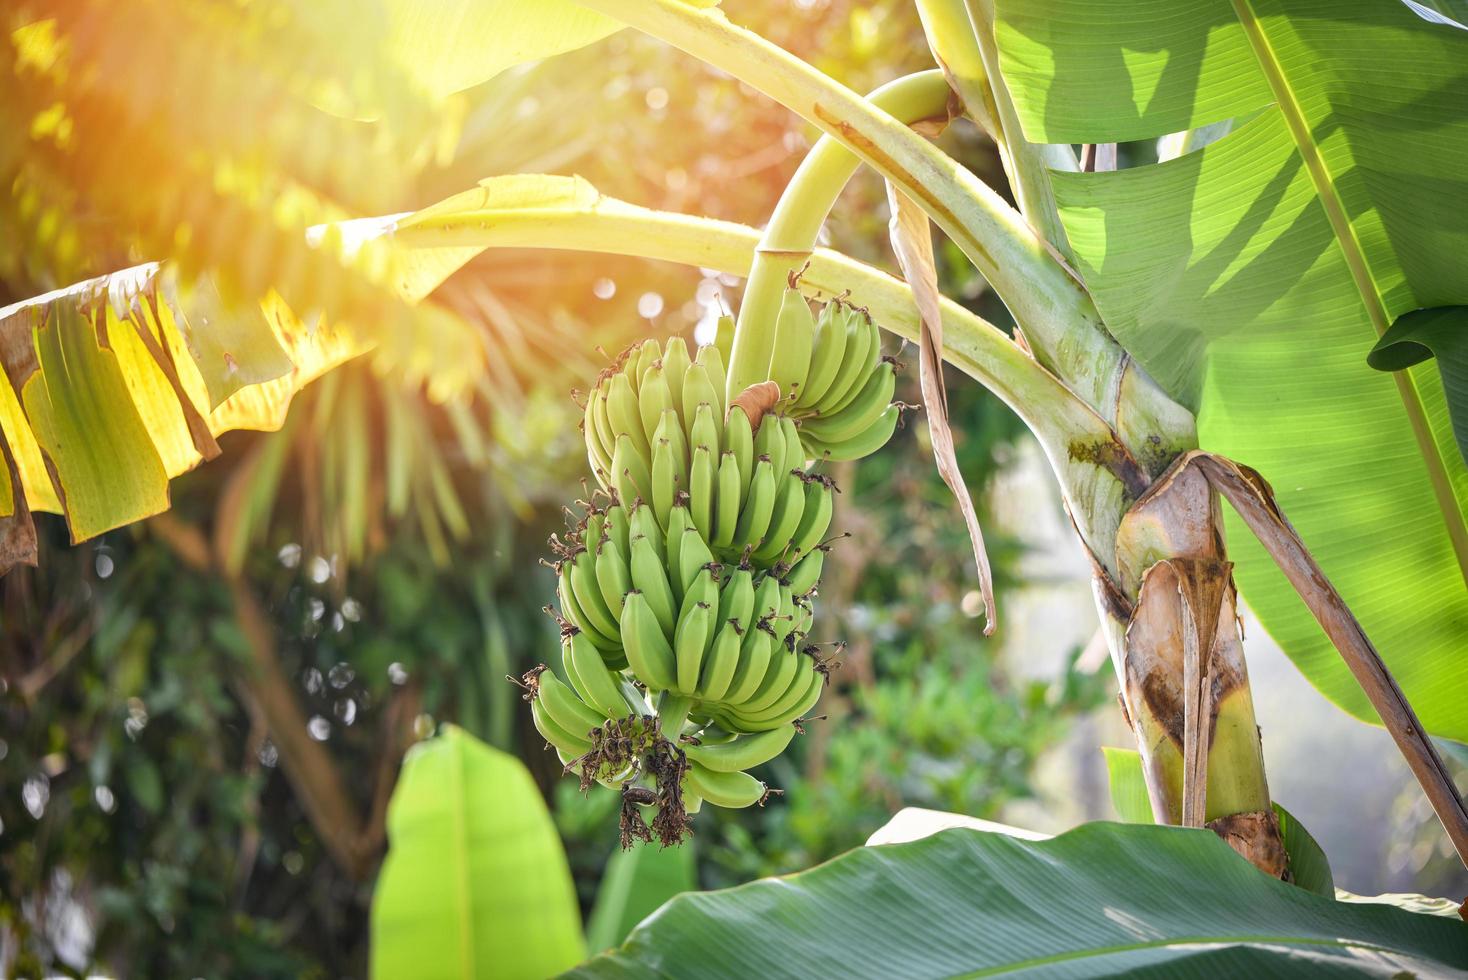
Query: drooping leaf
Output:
[[1275, 804, 1335, 900], [586, 841, 697, 953], [378, 1, 623, 101], [1369, 307, 1468, 467], [885, 183, 996, 633], [21, 304, 171, 543], [568, 823, 1468, 978], [1103, 745, 1335, 897], [372, 726, 586, 980], [993, 0, 1468, 741]]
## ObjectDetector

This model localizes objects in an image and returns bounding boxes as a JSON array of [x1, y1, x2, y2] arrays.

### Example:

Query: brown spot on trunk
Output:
[[1207, 809, 1288, 878], [1068, 438, 1150, 498]]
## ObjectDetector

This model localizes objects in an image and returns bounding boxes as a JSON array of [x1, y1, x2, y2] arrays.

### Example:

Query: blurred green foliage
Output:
[[0, 1, 1104, 976]]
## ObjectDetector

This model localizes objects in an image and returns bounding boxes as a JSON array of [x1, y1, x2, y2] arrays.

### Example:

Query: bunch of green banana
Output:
[[581, 336, 837, 569], [536, 305, 910, 837], [582, 335, 724, 495], [728, 288, 902, 462]]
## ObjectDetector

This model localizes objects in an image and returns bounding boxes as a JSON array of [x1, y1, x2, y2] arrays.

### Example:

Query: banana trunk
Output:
[[1100, 452, 1286, 876]]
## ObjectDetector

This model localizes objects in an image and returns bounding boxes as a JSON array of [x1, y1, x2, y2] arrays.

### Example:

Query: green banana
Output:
[[651, 438, 678, 529], [674, 600, 712, 693], [732, 457, 776, 550], [796, 300, 848, 410], [780, 414, 806, 473], [740, 645, 800, 714], [630, 533, 677, 638], [684, 722, 795, 772], [684, 762, 765, 809], [785, 547, 825, 595], [805, 403, 901, 462], [584, 386, 612, 479], [753, 413, 785, 479], [811, 306, 873, 416], [629, 503, 666, 566], [593, 535, 632, 619], [752, 472, 806, 563], [752, 572, 783, 626], [688, 445, 715, 541], [677, 527, 715, 597], [689, 402, 721, 459], [531, 696, 592, 757], [537, 669, 607, 740], [606, 371, 649, 459], [565, 632, 632, 720], [717, 563, 755, 630], [664, 504, 693, 604], [638, 365, 674, 447], [697, 620, 743, 702], [713, 315, 736, 370], [713, 451, 742, 548], [568, 549, 620, 640], [612, 433, 653, 508], [681, 362, 719, 427], [635, 338, 662, 386], [801, 360, 895, 442], [559, 566, 616, 650], [724, 623, 775, 705], [604, 503, 630, 555], [786, 480, 833, 560], [620, 590, 678, 692], [725, 404, 756, 500], [662, 337, 692, 422], [696, 343, 727, 419], [681, 564, 721, 615], [767, 287, 814, 407], [734, 663, 817, 728]]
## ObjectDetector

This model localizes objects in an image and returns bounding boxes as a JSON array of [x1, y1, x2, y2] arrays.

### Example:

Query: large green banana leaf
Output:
[[585, 841, 697, 953], [567, 821, 1468, 978], [371, 725, 586, 979], [1104, 746, 1335, 898], [0, 259, 480, 565], [992, 0, 1468, 741]]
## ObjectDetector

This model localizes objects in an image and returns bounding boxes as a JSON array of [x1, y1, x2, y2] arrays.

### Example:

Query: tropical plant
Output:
[[6, 0, 1468, 976]]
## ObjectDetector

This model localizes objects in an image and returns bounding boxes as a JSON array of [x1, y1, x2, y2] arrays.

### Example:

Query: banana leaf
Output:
[[993, 0, 1468, 741], [567, 821, 1468, 978], [371, 725, 586, 980]]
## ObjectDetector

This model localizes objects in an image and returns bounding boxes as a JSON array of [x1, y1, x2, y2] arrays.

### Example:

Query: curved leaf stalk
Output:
[[394, 193, 1140, 576], [729, 70, 953, 396], [921, 0, 1077, 262], [572, 0, 1138, 422]]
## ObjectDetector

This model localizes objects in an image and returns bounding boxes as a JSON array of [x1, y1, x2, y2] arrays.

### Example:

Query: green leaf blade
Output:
[[1008, 0, 1468, 740], [372, 726, 586, 980], [994, 0, 1273, 143], [566, 824, 1468, 978]]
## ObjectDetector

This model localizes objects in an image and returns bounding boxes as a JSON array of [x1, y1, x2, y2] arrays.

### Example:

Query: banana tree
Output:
[[332, 0, 1468, 877], [5, 0, 1468, 973]]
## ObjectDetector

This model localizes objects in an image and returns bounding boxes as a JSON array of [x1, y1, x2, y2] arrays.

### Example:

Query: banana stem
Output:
[[397, 201, 1141, 573], [958, 0, 1077, 261], [573, 0, 1125, 417], [658, 693, 695, 740], [730, 70, 953, 397]]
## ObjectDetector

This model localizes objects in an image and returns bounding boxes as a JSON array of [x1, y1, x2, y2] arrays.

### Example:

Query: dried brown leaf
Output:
[[729, 380, 781, 431], [885, 183, 995, 634]]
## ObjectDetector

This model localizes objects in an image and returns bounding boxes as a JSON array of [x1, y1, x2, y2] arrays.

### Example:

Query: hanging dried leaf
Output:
[[885, 183, 995, 634], [729, 380, 781, 431]]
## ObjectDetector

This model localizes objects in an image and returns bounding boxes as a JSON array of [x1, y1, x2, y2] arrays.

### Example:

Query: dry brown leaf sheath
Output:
[[885, 183, 996, 634]]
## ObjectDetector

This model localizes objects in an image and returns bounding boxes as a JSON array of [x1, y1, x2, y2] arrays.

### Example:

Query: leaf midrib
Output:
[[1229, 0, 1468, 589], [955, 932, 1426, 977]]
